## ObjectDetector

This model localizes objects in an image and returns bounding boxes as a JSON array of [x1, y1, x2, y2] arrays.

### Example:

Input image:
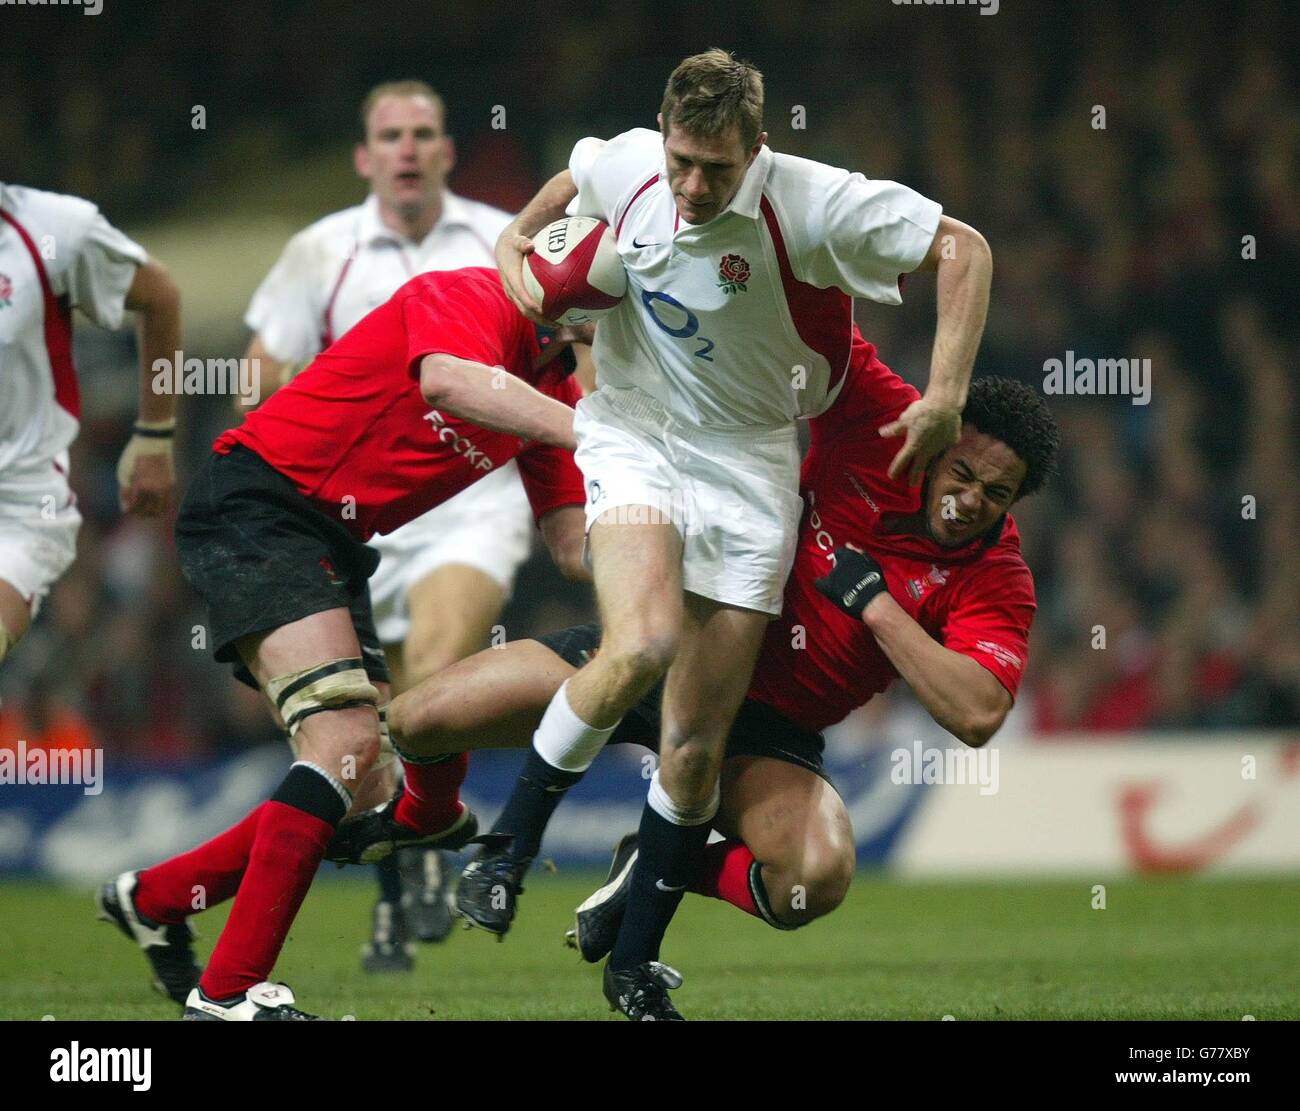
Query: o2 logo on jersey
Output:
[[640, 291, 715, 362]]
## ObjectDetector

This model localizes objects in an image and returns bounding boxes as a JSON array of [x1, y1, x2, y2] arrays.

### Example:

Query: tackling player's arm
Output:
[[495, 169, 578, 322], [516, 433, 590, 583], [539, 506, 590, 583], [862, 589, 1011, 748], [815, 547, 1011, 748], [117, 257, 182, 516], [419, 353, 576, 449], [881, 215, 992, 485]]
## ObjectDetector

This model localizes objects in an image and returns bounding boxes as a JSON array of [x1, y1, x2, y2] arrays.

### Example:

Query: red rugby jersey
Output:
[[747, 334, 1036, 732], [215, 268, 584, 540]]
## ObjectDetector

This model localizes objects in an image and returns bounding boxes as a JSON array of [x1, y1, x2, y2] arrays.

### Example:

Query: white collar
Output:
[[723, 143, 774, 220], [668, 144, 773, 229], [358, 190, 472, 247]]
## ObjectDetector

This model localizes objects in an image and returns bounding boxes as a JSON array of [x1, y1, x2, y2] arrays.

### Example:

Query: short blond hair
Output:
[[660, 48, 764, 145], [359, 80, 446, 138]]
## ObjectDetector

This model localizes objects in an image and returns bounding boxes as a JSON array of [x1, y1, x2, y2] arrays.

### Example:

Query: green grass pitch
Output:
[[0, 874, 1295, 1020]]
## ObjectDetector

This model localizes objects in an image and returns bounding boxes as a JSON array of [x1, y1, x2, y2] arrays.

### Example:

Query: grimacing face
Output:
[[355, 94, 453, 219], [658, 114, 765, 225], [923, 428, 1027, 548]]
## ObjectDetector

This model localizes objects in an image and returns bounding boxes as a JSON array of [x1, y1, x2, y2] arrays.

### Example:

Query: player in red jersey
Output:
[[95, 266, 592, 1020], [328, 334, 1060, 1016]]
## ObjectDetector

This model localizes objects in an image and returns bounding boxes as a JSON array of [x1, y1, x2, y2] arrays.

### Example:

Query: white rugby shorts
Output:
[[0, 453, 81, 617], [367, 460, 534, 646], [574, 386, 802, 616]]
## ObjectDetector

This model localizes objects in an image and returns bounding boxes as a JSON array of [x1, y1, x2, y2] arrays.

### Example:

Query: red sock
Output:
[[393, 752, 469, 833], [198, 800, 334, 1000], [134, 803, 266, 924], [690, 839, 760, 918]]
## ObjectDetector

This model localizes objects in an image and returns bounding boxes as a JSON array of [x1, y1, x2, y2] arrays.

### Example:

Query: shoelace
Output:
[[477, 852, 531, 895], [257, 981, 317, 1020], [623, 964, 680, 1017], [625, 980, 672, 1017]]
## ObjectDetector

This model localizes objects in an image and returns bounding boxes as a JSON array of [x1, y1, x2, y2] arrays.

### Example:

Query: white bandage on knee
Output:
[[646, 767, 719, 827], [265, 657, 380, 738], [533, 680, 619, 773], [372, 704, 397, 771]]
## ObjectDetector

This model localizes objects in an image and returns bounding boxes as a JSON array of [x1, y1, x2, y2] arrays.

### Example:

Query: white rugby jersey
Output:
[[245, 190, 512, 360], [0, 183, 146, 473], [567, 128, 942, 427]]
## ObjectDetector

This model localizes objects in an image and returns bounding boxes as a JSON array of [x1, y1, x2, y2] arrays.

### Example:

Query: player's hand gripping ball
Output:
[[522, 217, 627, 326]]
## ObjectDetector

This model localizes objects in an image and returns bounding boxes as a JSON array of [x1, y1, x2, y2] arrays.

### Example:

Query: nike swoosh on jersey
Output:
[[631, 237, 657, 248], [654, 878, 687, 892]]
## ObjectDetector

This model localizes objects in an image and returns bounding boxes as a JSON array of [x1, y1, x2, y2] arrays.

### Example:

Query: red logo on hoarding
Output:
[[1118, 784, 1258, 874], [1117, 743, 1299, 873]]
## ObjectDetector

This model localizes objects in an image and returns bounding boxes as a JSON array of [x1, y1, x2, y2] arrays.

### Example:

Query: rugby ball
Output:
[[522, 216, 626, 326]]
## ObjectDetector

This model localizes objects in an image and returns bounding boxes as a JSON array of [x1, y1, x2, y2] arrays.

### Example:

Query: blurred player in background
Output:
[[241, 81, 529, 971], [489, 48, 992, 1017], [0, 182, 181, 668]]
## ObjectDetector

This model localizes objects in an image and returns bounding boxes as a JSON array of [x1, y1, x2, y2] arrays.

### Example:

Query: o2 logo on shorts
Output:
[[588, 479, 604, 504], [640, 291, 714, 362]]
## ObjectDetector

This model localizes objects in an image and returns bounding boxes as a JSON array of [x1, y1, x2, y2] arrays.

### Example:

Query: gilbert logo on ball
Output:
[[522, 217, 627, 326]]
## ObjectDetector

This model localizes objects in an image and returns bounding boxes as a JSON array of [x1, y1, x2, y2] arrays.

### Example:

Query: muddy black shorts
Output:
[[534, 623, 828, 778], [175, 444, 389, 690]]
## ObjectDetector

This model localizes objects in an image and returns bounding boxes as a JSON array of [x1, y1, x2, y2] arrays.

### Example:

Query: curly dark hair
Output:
[[961, 376, 1060, 498]]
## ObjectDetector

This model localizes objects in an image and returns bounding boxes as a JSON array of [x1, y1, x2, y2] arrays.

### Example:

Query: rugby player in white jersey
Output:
[[483, 49, 993, 1018], [241, 80, 531, 970], [0, 183, 180, 667]]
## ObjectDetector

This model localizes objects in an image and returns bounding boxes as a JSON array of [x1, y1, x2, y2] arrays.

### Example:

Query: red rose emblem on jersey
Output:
[[717, 254, 750, 294], [0, 273, 13, 309]]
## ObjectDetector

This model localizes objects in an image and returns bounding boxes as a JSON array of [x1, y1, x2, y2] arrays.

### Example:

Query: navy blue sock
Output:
[[489, 748, 584, 861], [375, 855, 403, 903], [609, 802, 711, 971]]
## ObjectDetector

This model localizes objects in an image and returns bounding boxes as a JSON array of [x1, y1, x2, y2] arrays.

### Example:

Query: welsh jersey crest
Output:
[[716, 254, 750, 295], [0, 273, 12, 309], [906, 564, 951, 602]]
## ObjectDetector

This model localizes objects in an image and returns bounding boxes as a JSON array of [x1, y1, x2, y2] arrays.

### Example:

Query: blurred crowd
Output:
[[1, 0, 1296, 760]]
